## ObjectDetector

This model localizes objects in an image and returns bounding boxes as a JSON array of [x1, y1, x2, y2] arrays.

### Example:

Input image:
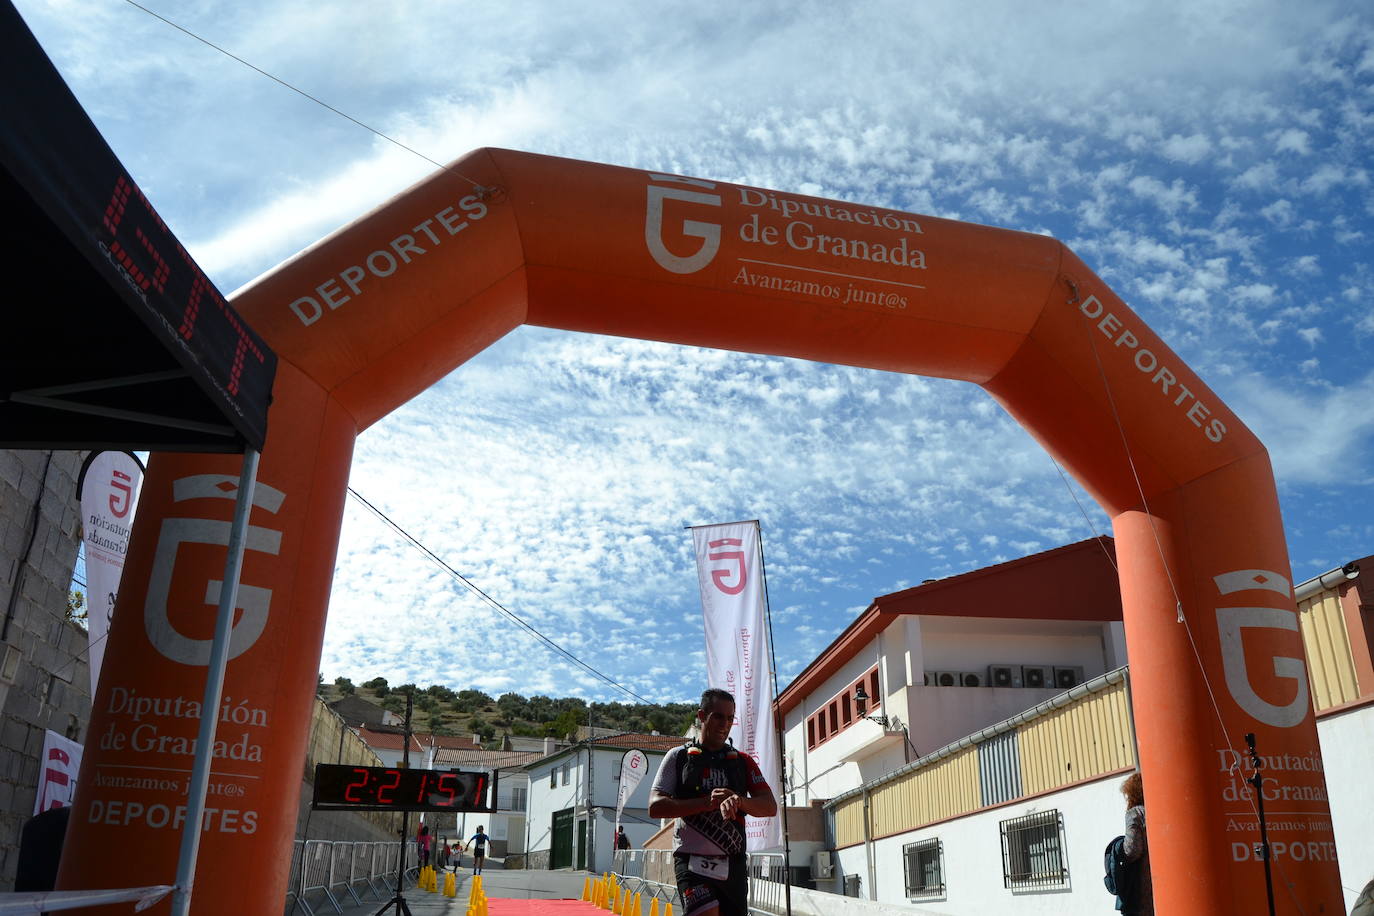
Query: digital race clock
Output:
[[311, 765, 492, 813]]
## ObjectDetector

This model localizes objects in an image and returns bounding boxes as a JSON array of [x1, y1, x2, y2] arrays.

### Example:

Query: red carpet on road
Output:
[[486, 899, 602, 916]]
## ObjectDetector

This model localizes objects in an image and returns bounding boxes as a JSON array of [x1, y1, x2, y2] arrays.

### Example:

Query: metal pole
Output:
[[398, 693, 413, 889], [170, 448, 260, 916], [755, 523, 793, 916]]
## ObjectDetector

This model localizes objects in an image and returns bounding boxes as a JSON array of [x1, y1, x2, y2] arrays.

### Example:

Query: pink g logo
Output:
[[709, 538, 747, 595], [108, 469, 134, 518]]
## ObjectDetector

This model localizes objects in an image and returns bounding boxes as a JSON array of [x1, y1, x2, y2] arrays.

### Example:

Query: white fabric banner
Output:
[[691, 521, 782, 851], [79, 451, 143, 698], [615, 748, 648, 835], [33, 730, 84, 814]]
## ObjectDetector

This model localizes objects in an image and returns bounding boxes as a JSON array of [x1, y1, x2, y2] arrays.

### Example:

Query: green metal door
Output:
[[551, 808, 574, 869], [576, 818, 587, 870]]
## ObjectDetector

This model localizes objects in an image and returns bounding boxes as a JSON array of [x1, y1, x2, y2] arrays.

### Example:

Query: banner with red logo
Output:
[[34, 730, 84, 814], [690, 521, 782, 851], [615, 749, 648, 837], [78, 451, 143, 699]]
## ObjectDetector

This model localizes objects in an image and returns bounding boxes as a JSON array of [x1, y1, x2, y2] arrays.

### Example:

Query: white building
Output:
[[525, 733, 681, 873], [775, 541, 1374, 914], [778, 538, 1125, 807]]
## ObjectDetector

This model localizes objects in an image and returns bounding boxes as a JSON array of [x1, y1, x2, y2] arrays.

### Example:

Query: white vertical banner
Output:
[[78, 451, 143, 698], [615, 749, 648, 835], [34, 730, 84, 814], [691, 520, 783, 851]]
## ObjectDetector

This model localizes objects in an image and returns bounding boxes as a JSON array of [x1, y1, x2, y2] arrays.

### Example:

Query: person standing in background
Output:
[[416, 823, 431, 868], [1120, 772, 1154, 915]]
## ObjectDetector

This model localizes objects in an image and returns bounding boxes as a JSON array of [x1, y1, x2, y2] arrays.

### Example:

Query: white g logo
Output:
[[143, 475, 285, 665], [1213, 569, 1309, 728], [645, 173, 721, 274]]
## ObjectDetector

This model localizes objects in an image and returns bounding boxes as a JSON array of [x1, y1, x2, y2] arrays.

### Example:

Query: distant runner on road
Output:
[[466, 825, 491, 875]]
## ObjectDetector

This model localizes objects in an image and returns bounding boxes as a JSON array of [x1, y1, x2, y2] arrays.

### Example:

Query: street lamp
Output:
[[853, 684, 921, 762], [851, 685, 890, 728]]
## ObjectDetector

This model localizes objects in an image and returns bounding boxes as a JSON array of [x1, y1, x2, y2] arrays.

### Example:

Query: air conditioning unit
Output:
[[925, 670, 959, 687], [1021, 665, 1053, 689], [988, 664, 1022, 688], [959, 671, 983, 687], [813, 850, 835, 878], [1053, 666, 1085, 689]]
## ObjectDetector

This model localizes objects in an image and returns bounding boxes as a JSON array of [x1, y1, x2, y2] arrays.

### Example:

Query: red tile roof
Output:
[[433, 748, 541, 769], [355, 726, 481, 753], [584, 733, 683, 751]]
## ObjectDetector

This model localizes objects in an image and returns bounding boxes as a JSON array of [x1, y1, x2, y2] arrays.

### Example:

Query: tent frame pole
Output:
[[169, 448, 260, 916]]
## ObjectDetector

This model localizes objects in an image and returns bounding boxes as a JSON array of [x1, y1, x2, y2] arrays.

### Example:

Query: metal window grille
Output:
[[999, 810, 1067, 889], [903, 838, 944, 898]]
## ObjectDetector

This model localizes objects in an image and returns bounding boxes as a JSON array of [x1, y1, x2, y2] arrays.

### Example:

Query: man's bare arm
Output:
[[649, 788, 716, 819]]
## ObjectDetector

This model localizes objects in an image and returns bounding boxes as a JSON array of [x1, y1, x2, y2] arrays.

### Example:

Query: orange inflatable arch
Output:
[[60, 149, 1339, 914]]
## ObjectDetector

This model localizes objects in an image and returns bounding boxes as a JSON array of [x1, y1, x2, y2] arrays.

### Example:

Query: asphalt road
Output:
[[321, 860, 594, 915]]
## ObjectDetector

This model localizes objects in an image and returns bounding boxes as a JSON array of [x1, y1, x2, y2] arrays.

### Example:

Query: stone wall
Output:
[[0, 449, 91, 888]]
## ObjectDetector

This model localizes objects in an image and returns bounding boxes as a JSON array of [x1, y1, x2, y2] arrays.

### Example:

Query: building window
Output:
[[803, 664, 884, 749], [1000, 810, 1067, 889], [561, 761, 570, 786], [550, 768, 557, 788], [903, 838, 944, 899], [509, 786, 527, 811]]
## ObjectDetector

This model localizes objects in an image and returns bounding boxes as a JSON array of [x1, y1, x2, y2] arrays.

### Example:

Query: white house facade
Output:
[[525, 734, 679, 873]]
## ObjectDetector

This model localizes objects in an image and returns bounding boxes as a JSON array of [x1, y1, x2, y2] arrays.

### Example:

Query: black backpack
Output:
[[1103, 835, 1141, 912], [676, 741, 748, 798]]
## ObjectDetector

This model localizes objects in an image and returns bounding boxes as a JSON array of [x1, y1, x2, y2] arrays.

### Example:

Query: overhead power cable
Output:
[[122, 1, 483, 188], [346, 487, 656, 706]]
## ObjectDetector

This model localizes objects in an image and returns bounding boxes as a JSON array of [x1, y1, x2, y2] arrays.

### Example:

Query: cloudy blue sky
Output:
[[22, 0, 1374, 706]]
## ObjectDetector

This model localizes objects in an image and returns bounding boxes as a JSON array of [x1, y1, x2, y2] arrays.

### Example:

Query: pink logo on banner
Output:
[[33, 731, 83, 814], [108, 469, 135, 517], [708, 538, 747, 595]]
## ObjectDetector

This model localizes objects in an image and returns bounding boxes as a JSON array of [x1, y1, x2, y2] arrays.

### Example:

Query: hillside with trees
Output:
[[319, 676, 697, 745]]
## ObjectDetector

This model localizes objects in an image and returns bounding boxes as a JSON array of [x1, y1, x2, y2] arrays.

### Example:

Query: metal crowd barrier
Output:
[[612, 849, 789, 916], [287, 840, 419, 915], [745, 853, 788, 916]]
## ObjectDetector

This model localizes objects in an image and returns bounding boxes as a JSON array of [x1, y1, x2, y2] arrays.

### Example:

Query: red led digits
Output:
[[376, 769, 401, 803], [135, 226, 171, 293], [344, 767, 368, 803], [102, 176, 132, 236], [313, 765, 492, 812], [100, 172, 267, 398]]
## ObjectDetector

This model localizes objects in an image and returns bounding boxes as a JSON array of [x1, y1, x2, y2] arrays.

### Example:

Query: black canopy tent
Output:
[[2, 3, 277, 912], [1, 0, 275, 453]]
